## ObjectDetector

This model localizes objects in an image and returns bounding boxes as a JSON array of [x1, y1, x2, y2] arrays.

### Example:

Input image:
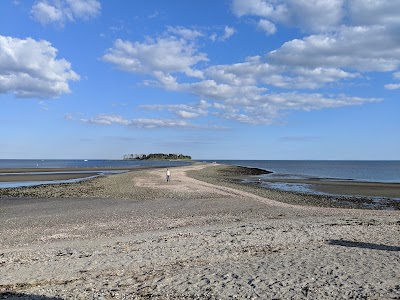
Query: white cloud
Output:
[[233, 0, 400, 74], [79, 114, 218, 129], [102, 34, 380, 125], [233, 0, 400, 31], [80, 114, 130, 126], [284, 0, 344, 31], [209, 26, 236, 42], [221, 26, 236, 40], [31, 1, 63, 24], [183, 79, 267, 103], [204, 56, 357, 90], [175, 110, 200, 119], [232, 0, 285, 19], [384, 83, 400, 90], [130, 118, 195, 129], [210, 92, 381, 125], [140, 100, 210, 119], [64, 113, 73, 120], [103, 36, 208, 78], [209, 33, 218, 42], [349, 0, 400, 26], [167, 26, 203, 40], [31, 0, 101, 26], [100, 3, 396, 126], [385, 71, 400, 89], [232, 0, 344, 32], [0, 36, 79, 98], [258, 19, 277, 35], [65, 0, 101, 19], [262, 67, 358, 89], [268, 26, 400, 72]]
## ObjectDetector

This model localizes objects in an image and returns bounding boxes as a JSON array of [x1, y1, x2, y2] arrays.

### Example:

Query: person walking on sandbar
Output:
[[166, 169, 171, 182]]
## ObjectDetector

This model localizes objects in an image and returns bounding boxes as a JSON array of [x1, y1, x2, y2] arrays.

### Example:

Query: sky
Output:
[[0, 0, 399, 160]]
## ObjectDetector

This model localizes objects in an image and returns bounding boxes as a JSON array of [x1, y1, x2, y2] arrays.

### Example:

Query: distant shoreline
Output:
[[0, 165, 175, 188], [0, 163, 398, 210], [1, 164, 399, 299]]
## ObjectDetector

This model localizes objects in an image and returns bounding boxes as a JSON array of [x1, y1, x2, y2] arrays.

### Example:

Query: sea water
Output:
[[209, 160, 400, 183], [0, 159, 192, 188], [0, 159, 192, 169], [205, 160, 400, 200]]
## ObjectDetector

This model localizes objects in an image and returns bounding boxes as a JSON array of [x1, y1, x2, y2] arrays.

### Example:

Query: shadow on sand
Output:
[[328, 239, 400, 252], [0, 292, 63, 300]]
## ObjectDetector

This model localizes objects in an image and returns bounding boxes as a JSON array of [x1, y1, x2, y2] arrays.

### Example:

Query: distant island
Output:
[[123, 153, 192, 160]]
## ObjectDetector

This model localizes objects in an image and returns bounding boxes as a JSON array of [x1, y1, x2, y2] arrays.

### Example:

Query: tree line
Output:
[[123, 153, 192, 160]]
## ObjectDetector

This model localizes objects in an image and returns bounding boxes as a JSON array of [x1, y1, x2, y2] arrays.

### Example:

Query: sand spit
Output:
[[1, 163, 399, 299]]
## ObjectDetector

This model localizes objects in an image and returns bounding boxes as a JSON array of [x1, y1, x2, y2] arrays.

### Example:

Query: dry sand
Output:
[[0, 163, 399, 299]]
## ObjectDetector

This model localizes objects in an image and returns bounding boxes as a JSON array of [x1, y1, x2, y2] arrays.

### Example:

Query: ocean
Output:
[[2, 159, 399, 183], [204, 160, 400, 200], [1, 160, 399, 199], [0, 159, 192, 169], [0, 159, 192, 188], [208, 160, 400, 183]]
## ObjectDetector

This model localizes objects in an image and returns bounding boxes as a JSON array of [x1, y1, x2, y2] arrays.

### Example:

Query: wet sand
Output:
[[261, 178, 400, 198], [1, 165, 399, 200], [0, 165, 166, 186], [0, 172, 100, 183], [0, 163, 399, 299]]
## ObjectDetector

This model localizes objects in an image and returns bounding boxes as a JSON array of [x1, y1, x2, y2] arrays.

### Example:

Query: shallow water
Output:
[[208, 160, 400, 201], [0, 160, 192, 188], [207, 160, 400, 183]]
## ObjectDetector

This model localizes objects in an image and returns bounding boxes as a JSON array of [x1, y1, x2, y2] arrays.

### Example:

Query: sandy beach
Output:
[[0, 163, 399, 299]]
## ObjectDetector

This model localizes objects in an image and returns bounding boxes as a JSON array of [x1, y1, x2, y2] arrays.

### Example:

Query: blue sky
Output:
[[1, 0, 399, 160]]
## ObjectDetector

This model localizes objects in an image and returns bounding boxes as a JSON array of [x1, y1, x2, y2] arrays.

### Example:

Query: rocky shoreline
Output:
[[1, 163, 399, 210], [1, 163, 400, 299], [186, 164, 400, 210]]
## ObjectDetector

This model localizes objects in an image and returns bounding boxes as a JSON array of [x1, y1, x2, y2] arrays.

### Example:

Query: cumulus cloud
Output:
[[209, 26, 236, 42], [187, 87, 381, 125], [100, 2, 397, 126], [140, 100, 209, 119], [258, 19, 277, 35], [102, 36, 208, 79], [284, 0, 344, 31], [232, 0, 400, 74], [384, 84, 400, 90], [268, 26, 400, 72], [221, 26, 236, 40], [232, 0, 286, 19], [204, 56, 357, 90], [385, 71, 400, 89], [232, 0, 400, 31], [232, 0, 344, 32], [79, 113, 218, 129], [31, 0, 101, 26], [349, 0, 400, 26], [80, 114, 130, 126], [166, 26, 203, 40], [0, 35, 79, 98]]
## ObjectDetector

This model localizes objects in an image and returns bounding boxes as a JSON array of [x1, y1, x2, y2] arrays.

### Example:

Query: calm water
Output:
[[206, 160, 400, 183], [1, 160, 400, 197], [205, 160, 400, 200], [3, 160, 399, 183], [0, 159, 192, 169], [0, 159, 192, 188]]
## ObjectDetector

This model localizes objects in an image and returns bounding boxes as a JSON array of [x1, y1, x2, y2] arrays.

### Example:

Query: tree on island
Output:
[[123, 153, 191, 160]]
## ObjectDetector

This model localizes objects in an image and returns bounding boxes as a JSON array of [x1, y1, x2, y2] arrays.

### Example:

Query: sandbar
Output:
[[0, 163, 399, 299]]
